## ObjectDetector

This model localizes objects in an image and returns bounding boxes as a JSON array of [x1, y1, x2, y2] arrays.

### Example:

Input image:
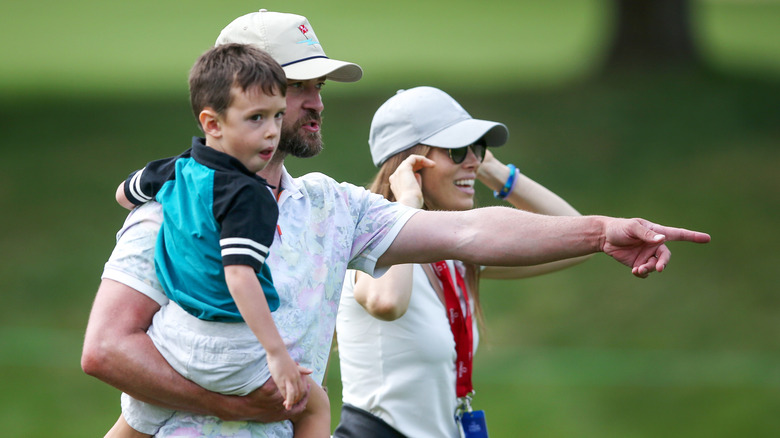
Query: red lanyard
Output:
[[432, 261, 473, 398]]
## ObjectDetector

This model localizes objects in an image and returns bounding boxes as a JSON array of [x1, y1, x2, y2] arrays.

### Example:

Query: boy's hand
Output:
[[267, 352, 309, 410]]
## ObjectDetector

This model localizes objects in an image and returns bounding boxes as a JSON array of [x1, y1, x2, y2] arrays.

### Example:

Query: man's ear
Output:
[[199, 108, 221, 138]]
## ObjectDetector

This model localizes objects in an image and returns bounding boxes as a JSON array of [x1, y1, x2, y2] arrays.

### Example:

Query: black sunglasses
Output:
[[448, 143, 487, 164]]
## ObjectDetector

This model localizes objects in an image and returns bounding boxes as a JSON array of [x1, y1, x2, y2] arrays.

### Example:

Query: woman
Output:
[[334, 87, 590, 437]]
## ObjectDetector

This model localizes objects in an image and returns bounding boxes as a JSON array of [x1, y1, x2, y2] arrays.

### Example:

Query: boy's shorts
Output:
[[121, 301, 271, 434]]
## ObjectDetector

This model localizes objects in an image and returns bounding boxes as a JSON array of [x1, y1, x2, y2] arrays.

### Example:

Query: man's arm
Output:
[[378, 208, 709, 277], [81, 278, 305, 422]]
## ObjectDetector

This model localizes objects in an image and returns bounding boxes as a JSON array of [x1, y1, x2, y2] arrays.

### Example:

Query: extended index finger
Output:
[[638, 219, 711, 244], [656, 226, 711, 244]]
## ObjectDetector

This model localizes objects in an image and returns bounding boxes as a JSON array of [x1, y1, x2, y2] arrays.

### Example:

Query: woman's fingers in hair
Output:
[[402, 154, 436, 172]]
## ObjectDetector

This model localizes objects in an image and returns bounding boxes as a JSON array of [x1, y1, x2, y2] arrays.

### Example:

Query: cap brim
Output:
[[422, 119, 509, 149], [283, 58, 363, 82]]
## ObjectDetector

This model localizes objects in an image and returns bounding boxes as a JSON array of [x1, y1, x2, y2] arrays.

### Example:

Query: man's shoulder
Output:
[[294, 172, 366, 195], [113, 202, 163, 244], [124, 201, 163, 226], [294, 171, 338, 185]]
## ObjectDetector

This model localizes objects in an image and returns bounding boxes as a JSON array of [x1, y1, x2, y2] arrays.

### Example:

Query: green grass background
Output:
[[1, 0, 778, 437]]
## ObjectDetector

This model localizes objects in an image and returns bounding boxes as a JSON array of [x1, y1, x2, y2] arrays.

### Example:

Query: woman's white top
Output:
[[337, 260, 479, 438]]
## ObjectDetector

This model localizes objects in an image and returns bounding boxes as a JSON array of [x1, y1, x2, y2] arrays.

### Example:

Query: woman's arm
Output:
[[477, 150, 580, 216], [352, 155, 432, 320], [477, 151, 591, 279], [353, 267, 415, 321]]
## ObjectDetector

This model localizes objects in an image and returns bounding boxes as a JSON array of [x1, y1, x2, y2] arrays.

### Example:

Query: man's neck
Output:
[[258, 153, 287, 197]]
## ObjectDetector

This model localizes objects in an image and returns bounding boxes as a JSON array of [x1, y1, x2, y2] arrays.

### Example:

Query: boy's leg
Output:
[[289, 376, 331, 438], [104, 414, 153, 438]]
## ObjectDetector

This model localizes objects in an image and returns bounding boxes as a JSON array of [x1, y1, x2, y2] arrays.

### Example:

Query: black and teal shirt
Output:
[[122, 137, 279, 321]]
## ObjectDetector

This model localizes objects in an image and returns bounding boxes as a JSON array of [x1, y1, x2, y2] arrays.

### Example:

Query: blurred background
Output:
[[1, 0, 778, 436]]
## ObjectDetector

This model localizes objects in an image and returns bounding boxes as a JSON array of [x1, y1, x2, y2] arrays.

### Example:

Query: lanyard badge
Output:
[[456, 393, 489, 438], [459, 409, 489, 438], [432, 262, 490, 438]]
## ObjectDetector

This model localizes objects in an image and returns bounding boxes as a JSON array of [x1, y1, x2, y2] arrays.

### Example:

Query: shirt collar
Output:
[[191, 137, 273, 188], [277, 165, 303, 201]]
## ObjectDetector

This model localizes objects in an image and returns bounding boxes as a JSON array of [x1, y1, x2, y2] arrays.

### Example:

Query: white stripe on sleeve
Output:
[[128, 168, 152, 203], [221, 247, 267, 265], [220, 237, 270, 256]]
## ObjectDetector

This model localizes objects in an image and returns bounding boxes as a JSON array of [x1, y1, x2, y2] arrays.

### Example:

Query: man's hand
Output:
[[602, 217, 711, 278]]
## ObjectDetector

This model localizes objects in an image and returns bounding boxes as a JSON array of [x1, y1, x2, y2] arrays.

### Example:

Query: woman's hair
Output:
[[368, 144, 485, 328]]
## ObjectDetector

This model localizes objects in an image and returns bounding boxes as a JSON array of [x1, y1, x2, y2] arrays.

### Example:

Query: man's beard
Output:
[[278, 110, 323, 158]]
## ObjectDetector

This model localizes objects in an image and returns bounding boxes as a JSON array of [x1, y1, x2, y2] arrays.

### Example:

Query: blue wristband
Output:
[[493, 164, 517, 199]]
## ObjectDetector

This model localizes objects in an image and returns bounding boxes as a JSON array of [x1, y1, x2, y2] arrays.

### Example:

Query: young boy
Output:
[[107, 43, 329, 437]]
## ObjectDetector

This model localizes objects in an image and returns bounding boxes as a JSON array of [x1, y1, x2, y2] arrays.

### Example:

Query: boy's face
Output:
[[215, 85, 286, 173]]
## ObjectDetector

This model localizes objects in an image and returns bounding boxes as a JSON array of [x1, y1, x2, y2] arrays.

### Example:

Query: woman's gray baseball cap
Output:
[[369, 87, 509, 167], [215, 9, 362, 82]]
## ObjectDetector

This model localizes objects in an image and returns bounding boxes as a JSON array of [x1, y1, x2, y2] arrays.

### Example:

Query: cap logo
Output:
[[296, 24, 319, 46]]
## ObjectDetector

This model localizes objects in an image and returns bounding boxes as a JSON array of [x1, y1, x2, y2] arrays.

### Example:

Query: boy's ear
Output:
[[199, 108, 222, 138]]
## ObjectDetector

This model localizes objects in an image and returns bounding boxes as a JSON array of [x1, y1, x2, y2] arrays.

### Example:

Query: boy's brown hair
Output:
[[189, 43, 287, 126]]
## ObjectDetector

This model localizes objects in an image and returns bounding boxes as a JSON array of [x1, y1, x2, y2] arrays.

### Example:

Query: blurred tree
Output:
[[604, 0, 701, 71]]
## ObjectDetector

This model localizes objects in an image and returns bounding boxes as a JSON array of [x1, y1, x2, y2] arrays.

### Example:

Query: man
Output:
[[82, 9, 710, 438]]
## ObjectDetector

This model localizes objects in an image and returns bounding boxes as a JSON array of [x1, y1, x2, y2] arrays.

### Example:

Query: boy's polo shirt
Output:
[[123, 137, 279, 321]]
